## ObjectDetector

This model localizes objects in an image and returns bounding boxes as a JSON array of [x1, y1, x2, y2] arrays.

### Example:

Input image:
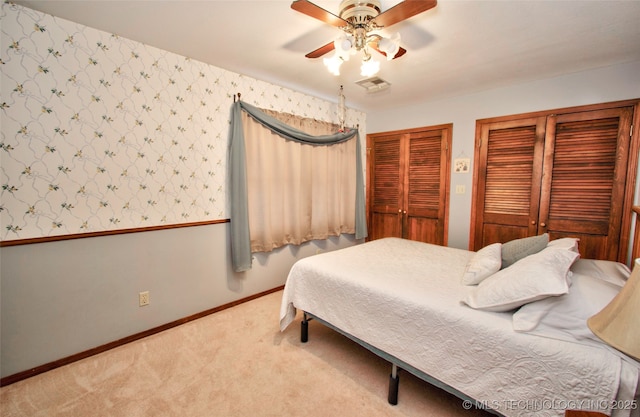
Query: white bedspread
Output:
[[280, 238, 640, 417]]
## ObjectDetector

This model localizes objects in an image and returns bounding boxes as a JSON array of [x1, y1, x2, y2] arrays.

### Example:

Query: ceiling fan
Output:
[[291, 0, 437, 76]]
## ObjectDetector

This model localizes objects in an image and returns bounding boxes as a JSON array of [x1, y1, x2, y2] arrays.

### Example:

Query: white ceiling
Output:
[[12, 0, 640, 112]]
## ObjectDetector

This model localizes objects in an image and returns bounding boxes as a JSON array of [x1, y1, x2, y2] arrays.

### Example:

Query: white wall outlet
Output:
[[455, 185, 466, 194], [139, 291, 150, 306]]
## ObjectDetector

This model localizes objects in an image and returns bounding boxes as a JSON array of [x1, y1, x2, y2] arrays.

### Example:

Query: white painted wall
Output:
[[0, 225, 358, 377], [367, 60, 640, 249]]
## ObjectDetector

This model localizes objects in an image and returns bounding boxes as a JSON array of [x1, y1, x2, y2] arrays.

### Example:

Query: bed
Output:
[[279, 236, 640, 417]]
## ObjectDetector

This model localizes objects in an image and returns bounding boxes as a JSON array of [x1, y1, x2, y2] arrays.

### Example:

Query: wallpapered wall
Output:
[[0, 2, 365, 242]]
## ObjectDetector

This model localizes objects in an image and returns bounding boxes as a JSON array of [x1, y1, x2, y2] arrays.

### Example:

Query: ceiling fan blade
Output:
[[371, 0, 437, 28], [291, 0, 350, 29], [305, 41, 335, 59], [371, 45, 407, 60]]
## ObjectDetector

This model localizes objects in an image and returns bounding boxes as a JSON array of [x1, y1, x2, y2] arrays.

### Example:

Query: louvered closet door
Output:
[[368, 125, 451, 244], [473, 117, 546, 248], [404, 129, 449, 244], [369, 133, 404, 240], [539, 107, 634, 260]]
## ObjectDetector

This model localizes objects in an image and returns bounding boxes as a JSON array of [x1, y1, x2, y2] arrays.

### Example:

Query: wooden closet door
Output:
[[472, 101, 638, 263], [472, 117, 546, 248], [368, 133, 404, 240], [367, 125, 451, 244], [403, 129, 450, 245], [539, 107, 634, 260]]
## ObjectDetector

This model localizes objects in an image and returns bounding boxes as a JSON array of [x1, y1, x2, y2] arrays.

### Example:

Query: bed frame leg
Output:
[[388, 364, 400, 405], [301, 313, 309, 343]]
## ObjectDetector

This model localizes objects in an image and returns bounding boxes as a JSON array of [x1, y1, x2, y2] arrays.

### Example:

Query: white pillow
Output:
[[512, 270, 622, 342], [570, 258, 629, 287], [547, 237, 579, 253], [461, 243, 502, 285], [463, 246, 579, 312]]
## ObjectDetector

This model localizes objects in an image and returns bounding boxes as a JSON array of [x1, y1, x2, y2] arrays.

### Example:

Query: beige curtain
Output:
[[241, 110, 356, 253]]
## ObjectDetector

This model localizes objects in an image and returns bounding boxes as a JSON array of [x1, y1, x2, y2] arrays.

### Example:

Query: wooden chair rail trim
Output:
[[0, 219, 230, 247]]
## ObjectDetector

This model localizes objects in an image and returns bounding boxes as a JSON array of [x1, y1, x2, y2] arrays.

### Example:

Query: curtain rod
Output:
[[233, 93, 359, 132]]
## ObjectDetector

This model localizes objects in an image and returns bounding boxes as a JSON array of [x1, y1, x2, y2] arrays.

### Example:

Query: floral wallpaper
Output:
[[0, 2, 366, 241]]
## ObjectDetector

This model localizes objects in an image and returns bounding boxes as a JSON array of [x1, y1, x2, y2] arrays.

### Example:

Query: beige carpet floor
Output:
[[1, 290, 493, 417]]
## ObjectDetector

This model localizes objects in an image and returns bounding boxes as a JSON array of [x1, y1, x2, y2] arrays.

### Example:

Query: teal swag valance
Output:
[[229, 100, 368, 272]]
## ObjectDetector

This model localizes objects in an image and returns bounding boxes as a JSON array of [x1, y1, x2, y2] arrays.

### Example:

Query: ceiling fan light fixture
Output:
[[292, 0, 436, 76], [339, 0, 381, 25], [360, 55, 380, 77], [378, 32, 401, 61], [324, 53, 344, 76], [334, 34, 353, 56]]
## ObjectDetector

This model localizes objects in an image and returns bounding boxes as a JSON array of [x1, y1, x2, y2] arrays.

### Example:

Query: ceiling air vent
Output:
[[356, 77, 391, 93]]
